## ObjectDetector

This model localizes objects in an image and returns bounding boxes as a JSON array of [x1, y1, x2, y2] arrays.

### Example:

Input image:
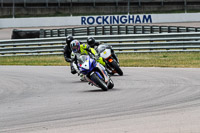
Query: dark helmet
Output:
[[66, 36, 74, 45], [87, 37, 95, 47], [70, 40, 80, 53]]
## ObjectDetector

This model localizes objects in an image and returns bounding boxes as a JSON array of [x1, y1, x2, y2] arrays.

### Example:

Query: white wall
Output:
[[0, 13, 200, 28], [152, 13, 200, 23]]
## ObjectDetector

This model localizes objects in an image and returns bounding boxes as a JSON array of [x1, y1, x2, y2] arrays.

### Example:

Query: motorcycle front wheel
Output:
[[91, 73, 108, 91], [110, 60, 123, 76], [108, 79, 114, 89]]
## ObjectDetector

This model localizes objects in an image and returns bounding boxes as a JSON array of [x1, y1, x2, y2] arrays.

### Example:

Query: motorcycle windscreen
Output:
[[100, 49, 112, 59], [78, 55, 96, 74], [97, 45, 107, 53], [78, 55, 89, 74]]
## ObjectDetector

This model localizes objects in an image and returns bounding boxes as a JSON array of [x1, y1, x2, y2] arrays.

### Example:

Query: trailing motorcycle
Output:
[[97, 45, 123, 76], [77, 54, 114, 91]]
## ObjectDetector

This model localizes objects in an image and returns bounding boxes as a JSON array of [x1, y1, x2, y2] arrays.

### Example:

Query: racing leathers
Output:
[[74, 43, 105, 67], [63, 38, 83, 74], [63, 41, 72, 63]]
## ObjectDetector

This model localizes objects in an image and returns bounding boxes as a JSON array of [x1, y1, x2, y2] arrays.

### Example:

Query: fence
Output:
[[1, 0, 199, 18], [40, 25, 200, 38], [1, 0, 196, 8], [1, 32, 200, 56]]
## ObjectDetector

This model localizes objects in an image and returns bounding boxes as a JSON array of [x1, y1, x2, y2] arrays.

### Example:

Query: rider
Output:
[[70, 40, 106, 70], [63, 36, 78, 74], [87, 37, 100, 50], [64, 36, 74, 62], [87, 37, 119, 63]]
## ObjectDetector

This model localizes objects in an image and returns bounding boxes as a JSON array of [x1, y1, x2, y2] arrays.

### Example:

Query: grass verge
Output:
[[0, 52, 200, 68], [119, 52, 200, 68]]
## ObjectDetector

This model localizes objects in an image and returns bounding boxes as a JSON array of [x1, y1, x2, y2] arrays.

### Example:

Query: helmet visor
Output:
[[72, 45, 78, 53]]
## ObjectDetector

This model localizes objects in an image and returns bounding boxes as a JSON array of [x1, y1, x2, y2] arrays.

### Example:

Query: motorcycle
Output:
[[77, 54, 114, 91], [97, 44, 123, 76]]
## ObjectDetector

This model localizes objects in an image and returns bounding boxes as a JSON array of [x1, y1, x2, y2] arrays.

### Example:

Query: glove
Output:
[[94, 53, 99, 60], [94, 55, 99, 60], [66, 58, 72, 62]]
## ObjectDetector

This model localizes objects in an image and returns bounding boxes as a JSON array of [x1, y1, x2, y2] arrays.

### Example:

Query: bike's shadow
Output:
[[82, 88, 120, 93]]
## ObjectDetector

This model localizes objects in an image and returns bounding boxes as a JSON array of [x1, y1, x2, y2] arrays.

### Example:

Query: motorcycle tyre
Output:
[[110, 61, 123, 76], [108, 79, 114, 89], [91, 73, 108, 91]]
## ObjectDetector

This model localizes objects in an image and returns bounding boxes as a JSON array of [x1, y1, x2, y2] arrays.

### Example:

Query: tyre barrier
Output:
[[12, 29, 40, 39]]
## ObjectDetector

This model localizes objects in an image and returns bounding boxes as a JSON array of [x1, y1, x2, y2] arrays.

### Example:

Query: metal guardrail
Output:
[[40, 25, 200, 38], [0, 32, 200, 56]]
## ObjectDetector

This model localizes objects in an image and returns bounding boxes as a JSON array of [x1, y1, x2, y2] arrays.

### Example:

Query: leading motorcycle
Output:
[[77, 54, 114, 91]]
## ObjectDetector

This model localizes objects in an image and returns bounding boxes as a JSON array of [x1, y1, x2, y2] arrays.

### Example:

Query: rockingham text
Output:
[[81, 15, 152, 25]]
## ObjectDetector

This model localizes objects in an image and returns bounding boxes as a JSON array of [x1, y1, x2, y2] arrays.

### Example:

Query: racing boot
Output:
[[80, 73, 87, 81]]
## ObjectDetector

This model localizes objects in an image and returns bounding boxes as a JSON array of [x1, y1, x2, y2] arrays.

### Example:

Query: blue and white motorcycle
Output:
[[77, 54, 114, 91]]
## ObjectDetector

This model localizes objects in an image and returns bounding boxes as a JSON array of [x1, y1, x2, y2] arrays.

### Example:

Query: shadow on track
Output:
[[82, 88, 121, 93], [71, 81, 88, 84]]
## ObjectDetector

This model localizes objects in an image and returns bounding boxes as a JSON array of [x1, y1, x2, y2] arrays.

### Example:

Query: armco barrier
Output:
[[1, 32, 200, 57], [40, 25, 200, 38]]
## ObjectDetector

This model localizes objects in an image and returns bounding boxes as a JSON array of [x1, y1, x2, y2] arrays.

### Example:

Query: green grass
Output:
[[119, 52, 200, 68], [0, 52, 200, 68], [0, 55, 68, 66]]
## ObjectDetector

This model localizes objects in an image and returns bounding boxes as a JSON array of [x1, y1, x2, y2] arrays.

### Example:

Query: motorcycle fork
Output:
[[87, 72, 98, 86]]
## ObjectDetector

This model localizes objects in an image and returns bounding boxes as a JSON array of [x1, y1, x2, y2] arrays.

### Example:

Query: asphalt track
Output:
[[0, 66, 200, 133]]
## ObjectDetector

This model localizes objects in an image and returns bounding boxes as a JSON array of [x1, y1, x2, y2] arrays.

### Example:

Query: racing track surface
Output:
[[0, 66, 200, 133]]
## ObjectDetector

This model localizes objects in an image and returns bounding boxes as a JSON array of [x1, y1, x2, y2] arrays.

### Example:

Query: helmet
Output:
[[87, 37, 95, 47], [66, 36, 74, 45], [70, 40, 80, 53]]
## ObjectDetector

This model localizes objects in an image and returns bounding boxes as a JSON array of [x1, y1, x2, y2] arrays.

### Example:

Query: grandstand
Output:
[[0, 0, 200, 17], [1, 0, 200, 7]]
